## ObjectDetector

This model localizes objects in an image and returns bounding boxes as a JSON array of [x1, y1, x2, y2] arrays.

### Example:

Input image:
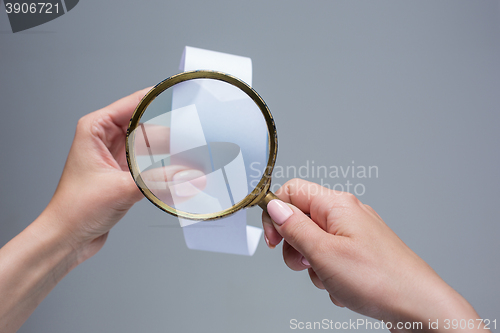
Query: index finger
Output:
[[263, 179, 334, 248], [275, 178, 354, 233]]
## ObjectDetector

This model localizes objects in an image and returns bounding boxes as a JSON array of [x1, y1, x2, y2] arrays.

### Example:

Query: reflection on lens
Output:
[[128, 77, 270, 218]]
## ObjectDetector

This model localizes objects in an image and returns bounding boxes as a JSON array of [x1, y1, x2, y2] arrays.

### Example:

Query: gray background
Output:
[[1, 1, 499, 332]]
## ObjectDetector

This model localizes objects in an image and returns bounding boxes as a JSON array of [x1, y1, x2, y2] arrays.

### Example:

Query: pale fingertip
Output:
[[267, 199, 293, 225], [262, 212, 283, 247], [301, 256, 310, 267], [264, 234, 275, 249]]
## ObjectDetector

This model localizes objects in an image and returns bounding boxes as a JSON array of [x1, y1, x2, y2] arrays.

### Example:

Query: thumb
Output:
[[267, 199, 328, 260]]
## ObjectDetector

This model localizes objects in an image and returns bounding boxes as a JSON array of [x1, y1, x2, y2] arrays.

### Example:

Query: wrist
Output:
[[40, 194, 112, 265], [35, 201, 96, 266], [27, 210, 81, 272]]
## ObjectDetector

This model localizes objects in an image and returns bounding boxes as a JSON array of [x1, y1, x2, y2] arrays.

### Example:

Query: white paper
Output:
[[180, 46, 252, 86], [183, 210, 261, 256], [172, 46, 265, 256], [170, 104, 207, 154]]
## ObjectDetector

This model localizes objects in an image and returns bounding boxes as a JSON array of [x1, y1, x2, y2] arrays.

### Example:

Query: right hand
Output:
[[262, 179, 487, 332]]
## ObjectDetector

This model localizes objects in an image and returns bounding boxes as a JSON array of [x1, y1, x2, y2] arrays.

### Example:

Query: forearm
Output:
[[391, 270, 490, 333], [0, 210, 78, 333]]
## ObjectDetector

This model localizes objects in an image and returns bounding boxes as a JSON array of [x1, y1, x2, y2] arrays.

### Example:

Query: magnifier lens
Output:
[[127, 74, 273, 219]]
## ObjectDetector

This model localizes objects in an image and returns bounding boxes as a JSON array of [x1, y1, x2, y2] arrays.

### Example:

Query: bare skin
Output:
[[262, 179, 490, 332], [0, 89, 490, 333], [0, 88, 202, 333]]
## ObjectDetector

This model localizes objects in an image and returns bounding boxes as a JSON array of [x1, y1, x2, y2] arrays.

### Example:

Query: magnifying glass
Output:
[[126, 70, 279, 221]]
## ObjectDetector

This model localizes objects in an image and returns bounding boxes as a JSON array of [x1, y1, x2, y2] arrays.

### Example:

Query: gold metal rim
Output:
[[125, 70, 278, 221]]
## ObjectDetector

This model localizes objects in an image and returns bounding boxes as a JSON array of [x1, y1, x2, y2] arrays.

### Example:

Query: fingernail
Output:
[[172, 170, 205, 197], [264, 234, 275, 249], [301, 257, 310, 267], [267, 199, 293, 225]]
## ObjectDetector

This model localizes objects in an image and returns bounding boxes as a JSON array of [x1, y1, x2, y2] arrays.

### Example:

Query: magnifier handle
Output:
[[257, 191, 280, 214]]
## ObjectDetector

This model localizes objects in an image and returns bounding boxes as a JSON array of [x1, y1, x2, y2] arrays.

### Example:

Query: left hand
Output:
[[38, 88, 151, 263], [0, 88, 208, 333]]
